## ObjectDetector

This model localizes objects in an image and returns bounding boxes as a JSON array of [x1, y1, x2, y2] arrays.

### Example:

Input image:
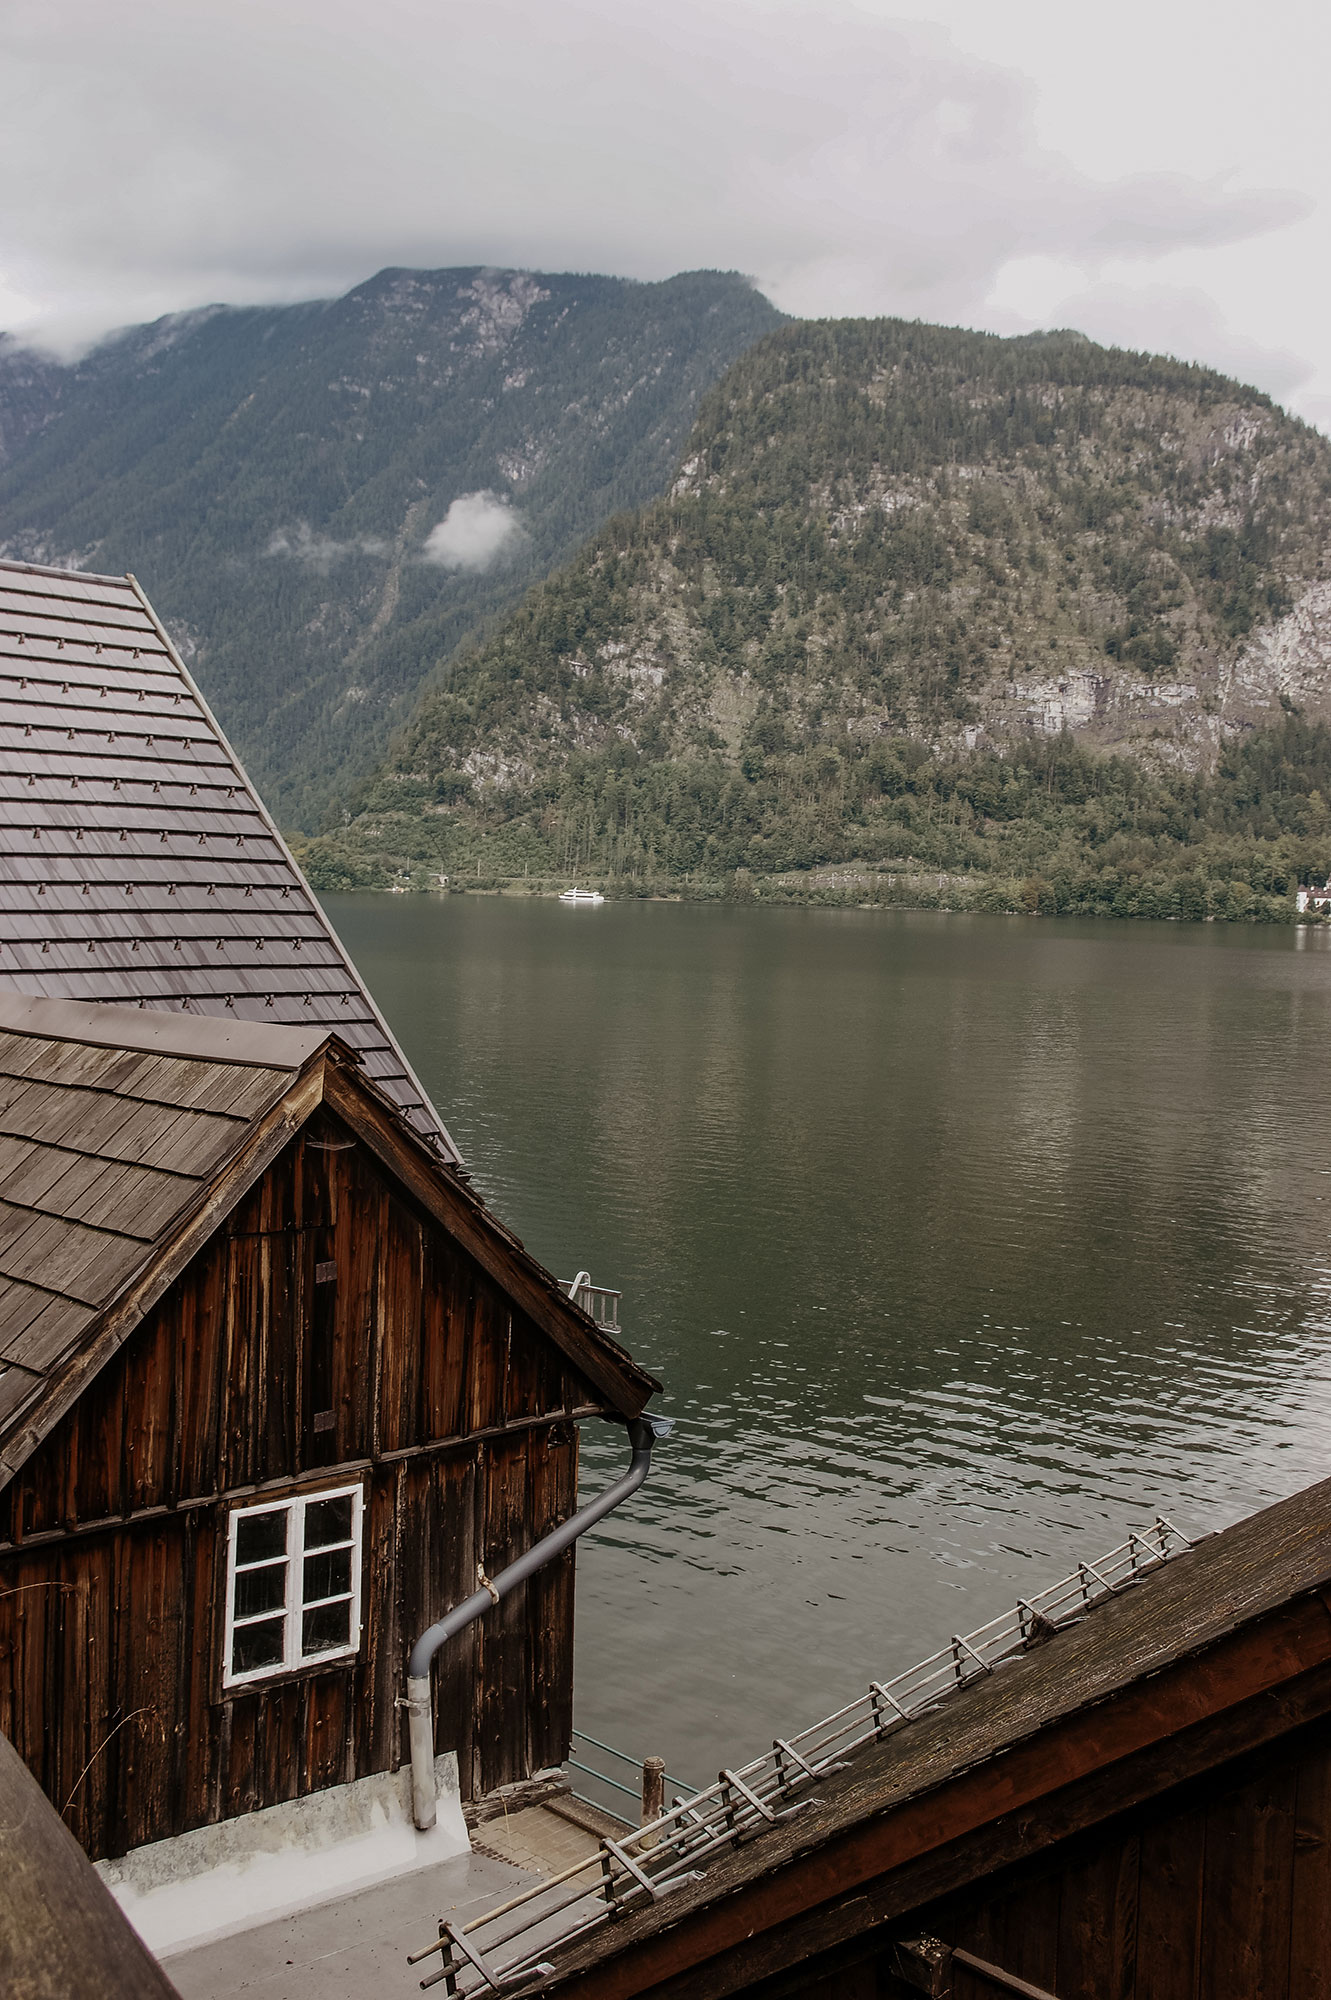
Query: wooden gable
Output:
[[3, 1104, 612, 1539], [0, 995, 330, 1477], [0, 991, 653, 1490]]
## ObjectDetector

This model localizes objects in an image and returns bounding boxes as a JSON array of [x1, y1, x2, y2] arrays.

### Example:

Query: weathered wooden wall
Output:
[[0, 1112, 596, 1860], [784, 1715, 1331, 2000]]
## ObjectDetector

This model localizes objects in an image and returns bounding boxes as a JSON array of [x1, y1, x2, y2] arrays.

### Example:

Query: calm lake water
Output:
[[323, 893, 1331, 1792]]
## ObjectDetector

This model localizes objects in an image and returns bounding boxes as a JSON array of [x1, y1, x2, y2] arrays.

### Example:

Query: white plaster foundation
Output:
[[95, 1754, 469, 1959]]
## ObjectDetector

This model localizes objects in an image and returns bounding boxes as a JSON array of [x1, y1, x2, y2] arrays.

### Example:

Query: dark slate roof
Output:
[[0, 993, 330, 1472], [0, 559, 457, 1160]]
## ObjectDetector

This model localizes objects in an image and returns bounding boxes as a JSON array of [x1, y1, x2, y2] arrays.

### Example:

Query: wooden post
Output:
[[641, 1756, 666, 1829]]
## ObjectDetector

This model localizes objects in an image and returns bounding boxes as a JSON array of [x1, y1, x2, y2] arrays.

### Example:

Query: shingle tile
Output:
[[0, 560, 456, 1162]]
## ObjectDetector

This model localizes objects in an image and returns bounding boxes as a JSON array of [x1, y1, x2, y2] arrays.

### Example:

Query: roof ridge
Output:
[[0, 558, 134, 588]]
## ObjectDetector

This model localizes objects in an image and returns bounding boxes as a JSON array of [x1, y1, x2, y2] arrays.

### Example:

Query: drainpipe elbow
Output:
[[405, 1412, 671, 1832]]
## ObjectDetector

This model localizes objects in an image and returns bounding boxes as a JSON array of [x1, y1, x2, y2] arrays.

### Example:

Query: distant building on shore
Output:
[[1296, 879, 1331, 914]]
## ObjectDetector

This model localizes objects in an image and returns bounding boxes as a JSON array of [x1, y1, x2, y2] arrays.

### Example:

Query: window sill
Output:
[[220, 1648, 362, 1697]]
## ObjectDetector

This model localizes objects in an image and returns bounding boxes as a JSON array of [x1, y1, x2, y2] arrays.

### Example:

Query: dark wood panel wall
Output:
[[795, 1717, 1331, 2000], [0, 1113, 592, 1860]]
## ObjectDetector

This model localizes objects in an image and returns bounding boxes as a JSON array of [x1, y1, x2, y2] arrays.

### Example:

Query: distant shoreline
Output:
[[312, 867, 1322, 925]]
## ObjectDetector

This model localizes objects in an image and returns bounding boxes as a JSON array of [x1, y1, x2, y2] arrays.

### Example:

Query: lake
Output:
[[322, 893, 1331, 1794]]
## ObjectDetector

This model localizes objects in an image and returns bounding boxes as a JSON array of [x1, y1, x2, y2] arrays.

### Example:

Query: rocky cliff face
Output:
[[0, 267, 783, 821]]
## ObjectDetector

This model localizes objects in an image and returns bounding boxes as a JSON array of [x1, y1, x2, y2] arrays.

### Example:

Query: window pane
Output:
[[302, 1600, 352, 1656], [305, 1494, 354, 1549], [232, 1616, 285, 1675], [303, 1547, 351, 1605], [236, 1510, 287, 1565], [234, 1564, 287, 1620]]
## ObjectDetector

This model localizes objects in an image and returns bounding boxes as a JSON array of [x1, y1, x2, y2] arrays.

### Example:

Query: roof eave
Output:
[[321, 1059, 661, 1417]]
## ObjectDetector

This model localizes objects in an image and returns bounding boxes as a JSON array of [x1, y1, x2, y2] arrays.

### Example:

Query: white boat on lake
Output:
[[559, 886, 605, 905]]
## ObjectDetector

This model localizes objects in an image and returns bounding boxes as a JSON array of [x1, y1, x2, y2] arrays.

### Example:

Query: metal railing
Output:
[[407, 1515, 1193, 1994], [560, 1273, 622, 1332], [565, 1730, 691, 1819]]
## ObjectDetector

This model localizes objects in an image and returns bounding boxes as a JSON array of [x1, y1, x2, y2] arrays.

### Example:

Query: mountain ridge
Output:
[[0, 265, 784, 821], [300, 316, 1331, 918]]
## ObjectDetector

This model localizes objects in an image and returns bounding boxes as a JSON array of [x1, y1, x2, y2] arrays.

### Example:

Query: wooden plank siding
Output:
[[0, 1107, 595, 1861], [779, 1720, 1331, 2000]]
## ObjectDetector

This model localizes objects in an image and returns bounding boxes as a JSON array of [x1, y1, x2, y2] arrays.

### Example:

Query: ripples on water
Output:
[[324, 896, 1331, 1787]]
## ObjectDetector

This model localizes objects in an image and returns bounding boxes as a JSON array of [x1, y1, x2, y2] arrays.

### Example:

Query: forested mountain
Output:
[[0, 267, 782, 821], [302, 318, 1331, 918]]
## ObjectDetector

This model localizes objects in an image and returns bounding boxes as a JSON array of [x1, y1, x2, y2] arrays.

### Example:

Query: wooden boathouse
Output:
[[0, 990, 657, 1864], [422, 1479, 1331, 2000]]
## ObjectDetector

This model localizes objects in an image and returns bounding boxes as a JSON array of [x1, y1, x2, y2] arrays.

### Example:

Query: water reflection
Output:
[[324, 896, 1331, 1787]]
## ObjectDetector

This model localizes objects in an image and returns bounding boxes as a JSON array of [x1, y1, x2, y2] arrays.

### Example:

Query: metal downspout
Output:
[[406, 1413, 671, 1831]]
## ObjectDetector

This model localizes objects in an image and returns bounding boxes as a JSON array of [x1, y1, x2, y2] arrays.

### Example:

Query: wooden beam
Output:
[[885, 1946, 1064, 2000], [885, 1936, 953, 1996], [0, 1726, 182, 1999], [373, 1405, 609, 1465], [952, 1950, 1062, 2000], [323, 1062, 657, 1416], [543, 1599, 1331, 1999], [0, 1406, 609, 1555]]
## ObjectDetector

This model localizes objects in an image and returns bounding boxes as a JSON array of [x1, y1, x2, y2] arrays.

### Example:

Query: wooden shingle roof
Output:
[[0, 993, 658, 1488], [0, 559, 457, 1160], [0, 993, 333, 1478]]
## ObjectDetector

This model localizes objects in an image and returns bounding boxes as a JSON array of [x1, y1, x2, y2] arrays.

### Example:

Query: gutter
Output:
[[406, 1413, 672, 1831]]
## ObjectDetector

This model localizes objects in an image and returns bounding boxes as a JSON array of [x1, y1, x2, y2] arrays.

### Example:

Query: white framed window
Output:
[[223, 1484, 364, 1688]]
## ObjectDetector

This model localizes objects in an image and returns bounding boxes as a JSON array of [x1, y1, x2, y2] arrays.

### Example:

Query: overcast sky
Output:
[[3, 0, 1329, 427]]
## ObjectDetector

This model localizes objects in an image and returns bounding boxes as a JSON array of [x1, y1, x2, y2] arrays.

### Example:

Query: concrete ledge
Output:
[[96, 1756, 468, 1960]]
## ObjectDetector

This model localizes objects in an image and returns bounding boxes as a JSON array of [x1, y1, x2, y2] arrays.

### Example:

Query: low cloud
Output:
[[265, 523, 388, 570], [422, 493, 525, 572], [0, 0, 1323, 423], [0, 1, 1305, 335]]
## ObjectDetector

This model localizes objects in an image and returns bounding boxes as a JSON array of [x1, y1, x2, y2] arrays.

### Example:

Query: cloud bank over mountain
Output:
[[0, 0, 1325, 424]]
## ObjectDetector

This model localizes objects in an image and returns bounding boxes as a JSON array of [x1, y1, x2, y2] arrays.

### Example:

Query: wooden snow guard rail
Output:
[[406, 1515, 1194, 1993]]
